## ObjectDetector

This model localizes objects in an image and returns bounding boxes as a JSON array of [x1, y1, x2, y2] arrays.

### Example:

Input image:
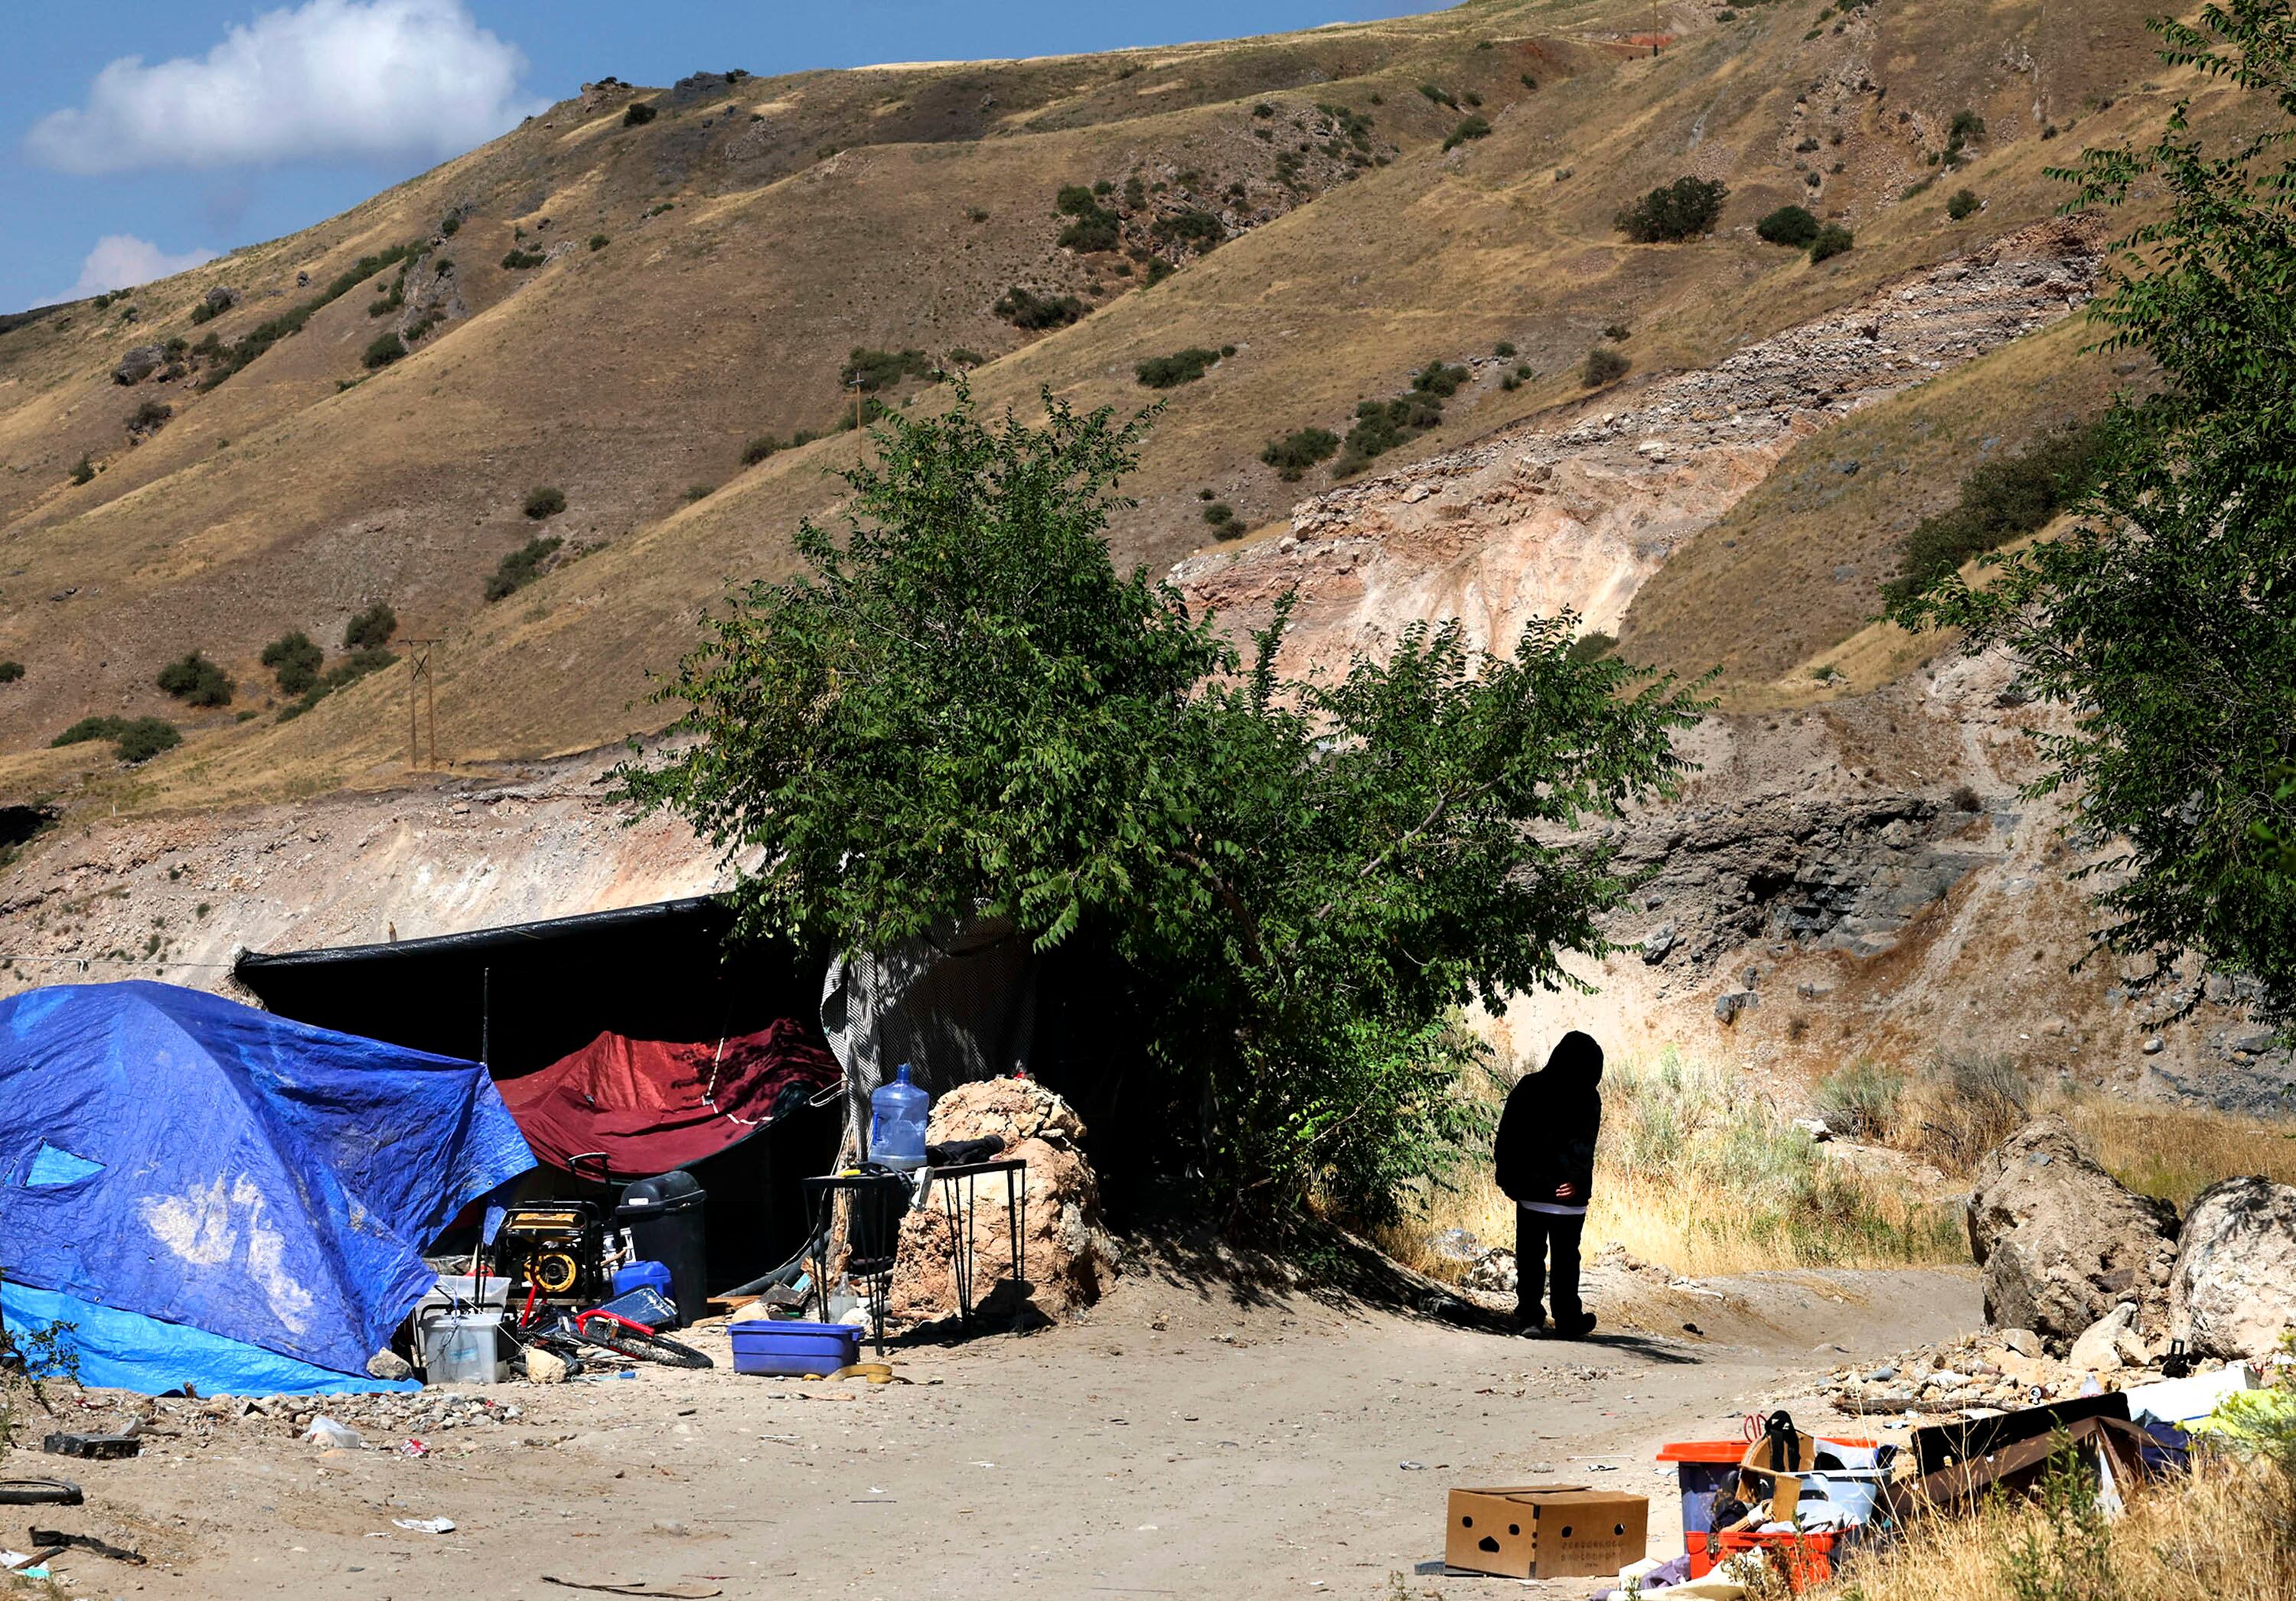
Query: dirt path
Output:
[[15, 1264, 1977, 1600]]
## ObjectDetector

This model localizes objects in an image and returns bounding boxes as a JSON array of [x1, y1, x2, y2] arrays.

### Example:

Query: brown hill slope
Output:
[[0, 0, 2187, 814]]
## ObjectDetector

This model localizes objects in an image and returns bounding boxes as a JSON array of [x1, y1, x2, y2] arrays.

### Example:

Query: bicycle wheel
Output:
[[572, 1323, 713, 1370]]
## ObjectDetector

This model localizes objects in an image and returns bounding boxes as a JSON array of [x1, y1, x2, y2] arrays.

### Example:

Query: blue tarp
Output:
[[0, 981, 533, 1394]]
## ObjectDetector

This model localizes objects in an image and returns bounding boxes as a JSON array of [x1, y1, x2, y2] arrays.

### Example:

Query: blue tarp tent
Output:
[[0, 981, 533, 1394]]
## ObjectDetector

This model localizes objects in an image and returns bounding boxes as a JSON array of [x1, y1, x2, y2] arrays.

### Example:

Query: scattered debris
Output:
[[39, 1431, 139, 1460]]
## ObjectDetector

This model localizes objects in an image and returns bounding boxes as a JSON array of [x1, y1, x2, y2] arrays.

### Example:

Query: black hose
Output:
[[718, 1228, 824, 1299]]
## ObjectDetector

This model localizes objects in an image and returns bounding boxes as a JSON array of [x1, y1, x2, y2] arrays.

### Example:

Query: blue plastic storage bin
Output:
[[729, 1319, 861, 1378]]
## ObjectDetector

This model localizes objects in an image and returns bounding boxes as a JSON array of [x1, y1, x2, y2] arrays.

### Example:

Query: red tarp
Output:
[[500, 1020, 840, 1177]]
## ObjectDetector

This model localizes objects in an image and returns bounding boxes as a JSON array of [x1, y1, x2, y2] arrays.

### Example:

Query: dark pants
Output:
[[1515, 1206, 1584, 1322]]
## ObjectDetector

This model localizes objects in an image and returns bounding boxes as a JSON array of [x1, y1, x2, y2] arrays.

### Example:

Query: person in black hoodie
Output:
[[1492, 1031, 1603, 1338]]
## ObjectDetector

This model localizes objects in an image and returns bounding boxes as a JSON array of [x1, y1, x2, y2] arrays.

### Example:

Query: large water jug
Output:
[[869, 1064, 929, 1172]]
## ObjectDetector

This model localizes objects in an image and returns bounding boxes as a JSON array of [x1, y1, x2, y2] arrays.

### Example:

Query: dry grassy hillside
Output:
[[0, 0, 2190, 815]]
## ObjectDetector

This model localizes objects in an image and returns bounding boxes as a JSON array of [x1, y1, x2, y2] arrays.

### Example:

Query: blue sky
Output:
[[5, 0, 1435, 313]]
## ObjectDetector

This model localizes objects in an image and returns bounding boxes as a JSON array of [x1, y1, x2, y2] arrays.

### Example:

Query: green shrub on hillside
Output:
[[589, 233, 610, 250], [994, 287, 1087, 330], [624, 101, 658, 126], [500, 249, 546, 269], [1443, 116, 1492, 152], [1418, 83, 1457, 108], [69, 455, 95, 486], [54, 716, 128, 748], [1202, 501, 1238, 532], [1808, 223, 1854, 262], [523, 485, 566, 520], [1567, 631, 1617, 664], [1135, 347, 1223, 388], [0, 661, 22, 683], [1581, 346, 1632, 386], [113, 719, 181, 765], [1883, 421, 2105, 606], [742, 435, 784, 466], [1261, 427, 1341, 481], [842, 347, 935, 392], [362, 331, 406, 370], [486, 536, 563, 602], [1756, 204, 1821, 246], [1152, 210, 1225, 252], [344, 602, 396, 650], [261, 631, 325, 695], [126, 399, 171, 437], [1946, 187, 1981, 220], [1615, 177, 1728, 243], [156, 651, 232, 707], [1944, 109, 1985, 164], [54, 714, 181, 763], [1054, 185, 1122, 253]]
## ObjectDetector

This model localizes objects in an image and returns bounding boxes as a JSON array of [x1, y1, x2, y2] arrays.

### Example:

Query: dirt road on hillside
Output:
[[8, 1262, 1977, 1600]]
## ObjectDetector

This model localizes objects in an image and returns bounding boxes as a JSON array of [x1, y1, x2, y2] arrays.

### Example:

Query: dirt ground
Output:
[[5, 1256, 1978, 1601]]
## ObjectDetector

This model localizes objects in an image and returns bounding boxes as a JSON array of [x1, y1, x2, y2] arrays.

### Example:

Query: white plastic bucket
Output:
[[426, 1313, 499, 1385]]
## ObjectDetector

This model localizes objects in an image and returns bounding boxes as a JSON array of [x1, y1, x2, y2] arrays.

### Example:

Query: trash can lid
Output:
[[615, 1168, 705, 1215]]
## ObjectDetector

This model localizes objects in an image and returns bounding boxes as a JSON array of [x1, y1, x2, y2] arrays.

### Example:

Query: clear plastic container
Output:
[[869, 1064, 929, 1172], [426, 1313, 499, 1385]]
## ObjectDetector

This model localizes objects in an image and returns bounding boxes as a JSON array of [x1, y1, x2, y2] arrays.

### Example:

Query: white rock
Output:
[[2068, 1303, 2137, 1373], [1998, 1328, 2043, 1358]]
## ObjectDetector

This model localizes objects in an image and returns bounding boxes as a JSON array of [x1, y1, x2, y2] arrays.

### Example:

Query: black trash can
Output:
[[615, 1170, 708, 1327]]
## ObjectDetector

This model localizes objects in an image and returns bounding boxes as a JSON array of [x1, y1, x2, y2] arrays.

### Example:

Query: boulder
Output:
[[112, 344, 165, 386], [2170, 1175, 2296, 1361], [1965, 1117, 2177, 1349], [884, 1078, 1113, 1325], [202, 285, 237, 314], [2067, 1303, 2135, 1373], [365, 1349, 413, 1381]]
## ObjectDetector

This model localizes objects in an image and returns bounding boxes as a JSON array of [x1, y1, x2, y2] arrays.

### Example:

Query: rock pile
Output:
[[884, 1077, 1115, 1325]]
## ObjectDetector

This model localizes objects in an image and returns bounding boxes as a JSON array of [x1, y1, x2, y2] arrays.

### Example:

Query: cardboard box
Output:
[[1444, 1485, 1650, 1579]]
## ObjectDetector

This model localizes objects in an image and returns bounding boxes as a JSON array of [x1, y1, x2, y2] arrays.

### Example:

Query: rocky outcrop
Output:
[[885, 1078, 1114, 1325], [1965, 1117, 2177, 1350], [2170, 1176, 2296, 1362], [201, 285, 237, 315], [1175, 218, 2101, 680], [112, 344, 166, 386]]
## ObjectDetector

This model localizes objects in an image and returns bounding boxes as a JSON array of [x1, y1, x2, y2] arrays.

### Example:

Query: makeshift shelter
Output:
[[0, 981, 531, 1395], [236, 901, 843, 1286]]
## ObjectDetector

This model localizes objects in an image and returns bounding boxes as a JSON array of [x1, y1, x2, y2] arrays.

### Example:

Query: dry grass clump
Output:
[[1391, 1050, 1964, 1280], [2059, 1094, 2296, 1212], [1815, 1054, 2296, 1212], [1818, 1449, 2296, 1601]]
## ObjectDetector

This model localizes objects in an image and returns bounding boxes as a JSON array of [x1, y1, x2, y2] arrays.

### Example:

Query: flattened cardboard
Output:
[[1445, 1485, 1649, 1580]]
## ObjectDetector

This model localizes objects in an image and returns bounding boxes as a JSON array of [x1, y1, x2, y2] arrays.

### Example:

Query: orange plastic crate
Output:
[[1712, 1528, 1842, 1592]]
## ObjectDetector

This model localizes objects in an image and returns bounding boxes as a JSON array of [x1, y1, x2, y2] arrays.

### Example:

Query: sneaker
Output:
[[1512, 1307, 1548, 1335], [1554, 1310, 1599, 1339]]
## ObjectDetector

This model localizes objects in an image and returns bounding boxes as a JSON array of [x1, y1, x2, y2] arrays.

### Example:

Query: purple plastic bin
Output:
[[729, 1319, 861, 1378]]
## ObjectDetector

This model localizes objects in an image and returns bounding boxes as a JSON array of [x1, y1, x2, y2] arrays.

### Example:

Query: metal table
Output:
[[799, 1171, 911, 1357], [921, 1158, 1027, 1326], [801, 1159, 1030, 1348]]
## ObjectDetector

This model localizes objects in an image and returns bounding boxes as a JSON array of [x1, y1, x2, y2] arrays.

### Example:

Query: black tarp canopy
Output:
[[236, 898, 828, 1079], [235, 899, 839, 1285]]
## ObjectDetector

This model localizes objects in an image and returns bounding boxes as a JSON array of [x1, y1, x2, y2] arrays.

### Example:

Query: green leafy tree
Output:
[[624, 390, 1704, 1219], [1889, 2, 2296, 1022]]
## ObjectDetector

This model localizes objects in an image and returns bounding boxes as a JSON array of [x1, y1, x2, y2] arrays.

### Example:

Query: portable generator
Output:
[[491, 1201, 608, 1306]]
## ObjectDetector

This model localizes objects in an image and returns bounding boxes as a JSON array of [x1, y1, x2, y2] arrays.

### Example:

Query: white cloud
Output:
[[25, 0, 543, 175], [67, 235, 221, 299]]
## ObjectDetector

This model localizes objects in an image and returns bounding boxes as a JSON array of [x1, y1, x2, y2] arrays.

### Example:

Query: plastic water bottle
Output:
[[869, 1064, 929, 1172]]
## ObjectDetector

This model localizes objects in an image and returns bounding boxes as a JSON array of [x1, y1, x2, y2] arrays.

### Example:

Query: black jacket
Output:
[[1493, 1031, 1603, 1207]]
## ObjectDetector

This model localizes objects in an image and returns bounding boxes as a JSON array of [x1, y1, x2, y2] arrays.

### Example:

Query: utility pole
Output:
[[403, 638, 442, 769]]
